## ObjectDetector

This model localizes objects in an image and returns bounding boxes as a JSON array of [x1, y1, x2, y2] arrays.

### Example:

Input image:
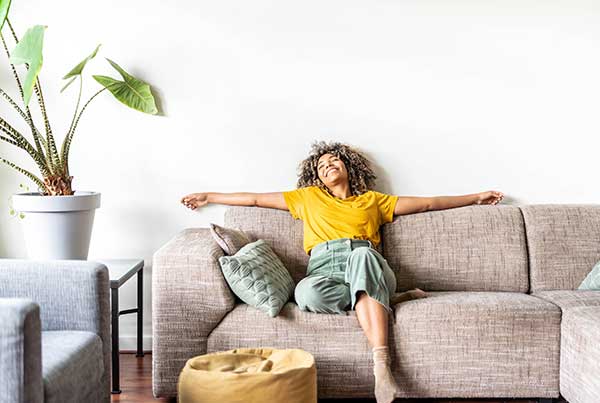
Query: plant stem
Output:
[[0, 88, 43, 143], [62, 75, 83, 175], [0, 30, 24, 100], [0, 156, 46, 191], [0, 118, 50, 176], [6, 19, 19, 43], [0, 118, 36, 155], [0, 88, 33, 127], [63, 87, 106, 174], [33, 79, 60, 174], [0, 135, 19, 146]]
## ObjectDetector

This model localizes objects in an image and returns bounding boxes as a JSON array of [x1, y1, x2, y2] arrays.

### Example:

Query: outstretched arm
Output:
[[393, 190, 504, 216], [181, 192, 288, 211]]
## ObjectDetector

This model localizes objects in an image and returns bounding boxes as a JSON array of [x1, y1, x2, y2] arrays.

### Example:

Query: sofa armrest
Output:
[[152, 228, 235, 398], [0, 259, 111, 400], [0, 299, 43, 403]]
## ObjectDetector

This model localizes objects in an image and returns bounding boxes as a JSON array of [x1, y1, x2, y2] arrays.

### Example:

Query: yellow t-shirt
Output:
[[282, 186, 399, 255]]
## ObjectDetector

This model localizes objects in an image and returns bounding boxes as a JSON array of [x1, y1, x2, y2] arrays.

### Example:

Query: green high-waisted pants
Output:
[[294, 238, 397, 316]]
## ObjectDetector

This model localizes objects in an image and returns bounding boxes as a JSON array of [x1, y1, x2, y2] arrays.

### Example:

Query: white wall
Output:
[[1, 0, 600, 349]]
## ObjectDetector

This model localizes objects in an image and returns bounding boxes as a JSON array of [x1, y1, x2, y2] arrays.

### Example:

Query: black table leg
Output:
[[111, 287, 121, 394], [136, 268, 144, 357]]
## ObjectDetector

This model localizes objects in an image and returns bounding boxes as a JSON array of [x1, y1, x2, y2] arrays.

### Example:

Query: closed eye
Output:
[[318, 157, 338, 169]]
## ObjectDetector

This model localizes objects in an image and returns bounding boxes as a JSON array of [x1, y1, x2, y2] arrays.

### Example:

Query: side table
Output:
[[95, 259, 144, 394]]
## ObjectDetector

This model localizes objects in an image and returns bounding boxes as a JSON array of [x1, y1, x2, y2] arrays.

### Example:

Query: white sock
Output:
[[372, 346, 401, 403]]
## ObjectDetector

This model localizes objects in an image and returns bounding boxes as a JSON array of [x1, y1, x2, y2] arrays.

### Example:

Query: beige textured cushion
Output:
[[389, 291, 561, 398], [520, 204, 600, 291], [209, 223, 253, 255], [381, 205, 529, 292], [560, 307, 600, 403]]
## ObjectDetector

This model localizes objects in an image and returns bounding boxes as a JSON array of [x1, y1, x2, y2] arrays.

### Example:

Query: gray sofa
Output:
[[0, 260, 111, 403], [152, 204, 600, 403]]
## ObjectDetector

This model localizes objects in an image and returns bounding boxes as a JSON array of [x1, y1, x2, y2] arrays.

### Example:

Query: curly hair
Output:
[[295, 140, 377, 196]]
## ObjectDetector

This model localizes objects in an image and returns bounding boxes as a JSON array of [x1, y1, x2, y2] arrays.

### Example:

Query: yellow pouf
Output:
[[178, 348, 317, 403]]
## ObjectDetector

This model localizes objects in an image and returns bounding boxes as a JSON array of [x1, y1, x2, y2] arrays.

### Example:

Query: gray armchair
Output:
[[0, 259, 111, 403]]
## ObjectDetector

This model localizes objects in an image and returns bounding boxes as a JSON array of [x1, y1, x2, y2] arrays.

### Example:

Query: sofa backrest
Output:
[[224, 205, 530, 291], [520, 204, 600, 292], [381, 205, 529, 292], [224, 206, 309, 284], [224, 204, 600, 293]]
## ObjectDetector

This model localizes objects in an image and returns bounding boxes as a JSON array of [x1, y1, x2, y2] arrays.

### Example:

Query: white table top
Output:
[[89, 258, 144, 288]]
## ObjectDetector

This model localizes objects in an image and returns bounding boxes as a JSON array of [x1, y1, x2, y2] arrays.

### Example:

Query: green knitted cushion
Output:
[[578, 260, 600, 290], [218, 239, 295, 317]]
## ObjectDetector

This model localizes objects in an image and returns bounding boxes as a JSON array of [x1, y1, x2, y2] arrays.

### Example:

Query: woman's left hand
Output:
[[475, 190, 504, 205]]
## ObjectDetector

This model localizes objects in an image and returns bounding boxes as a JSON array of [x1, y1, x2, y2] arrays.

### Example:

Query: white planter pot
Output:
[[12, 191, 101, 260]]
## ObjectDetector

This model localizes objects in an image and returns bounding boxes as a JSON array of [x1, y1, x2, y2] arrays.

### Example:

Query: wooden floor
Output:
[[112, 352, 567, 403]]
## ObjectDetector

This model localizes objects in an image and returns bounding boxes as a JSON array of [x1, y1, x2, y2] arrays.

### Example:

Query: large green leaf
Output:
[[92, 58, 157, 114], [61, 43, 101, 93], [9, 25, 46, 106], [0, 0, 10, 31]]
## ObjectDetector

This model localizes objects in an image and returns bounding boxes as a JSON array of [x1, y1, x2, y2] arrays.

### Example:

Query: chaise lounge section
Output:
[[521, 205, 600, 403]]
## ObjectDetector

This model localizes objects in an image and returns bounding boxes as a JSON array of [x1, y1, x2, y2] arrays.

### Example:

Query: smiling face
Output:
[[317, 153, 349, 188]]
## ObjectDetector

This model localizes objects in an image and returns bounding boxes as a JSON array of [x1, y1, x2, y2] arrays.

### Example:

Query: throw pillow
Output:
[[218, 239, 295, 317], [209, 223, 253, 255], [578, 260, 600, 290]]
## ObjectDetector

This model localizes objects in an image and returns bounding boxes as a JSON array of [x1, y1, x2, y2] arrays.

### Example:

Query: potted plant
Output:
[[0, 0, 158, 259]]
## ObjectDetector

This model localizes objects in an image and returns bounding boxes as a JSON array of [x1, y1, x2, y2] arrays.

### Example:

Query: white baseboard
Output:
[[118, 335, 153, 352]]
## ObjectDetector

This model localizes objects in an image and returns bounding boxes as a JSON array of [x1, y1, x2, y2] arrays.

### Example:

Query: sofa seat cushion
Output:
[[531, 290, 600, 310], [391, 291, 561, 398], [207, 302, 375, 398], [560, 306, 600, 403], [42, 331, 104, 403]]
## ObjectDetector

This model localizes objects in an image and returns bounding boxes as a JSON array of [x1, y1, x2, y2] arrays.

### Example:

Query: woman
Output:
[[181, 141, 504, 403]]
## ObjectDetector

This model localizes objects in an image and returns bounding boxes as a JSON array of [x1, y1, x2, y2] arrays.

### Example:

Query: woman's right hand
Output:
[[181, 193, 209, 210]]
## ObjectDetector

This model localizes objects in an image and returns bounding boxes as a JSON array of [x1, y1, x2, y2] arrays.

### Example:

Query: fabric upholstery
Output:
[[152, 228, 236, 397], [209, 223, 253, 255], [560, 307, 600, 403], [0, 260, 110, 402], [207, 292, 561, 399], [219, 239, 295, 317], [381, 205, 529, 292], [42, 331, 104, 403], [578, 260, 600, 290], [391, 291, 561, 398], [520, 204, 600, 292], [0, 299, 42, 403], [532, 290, 600, 310]]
